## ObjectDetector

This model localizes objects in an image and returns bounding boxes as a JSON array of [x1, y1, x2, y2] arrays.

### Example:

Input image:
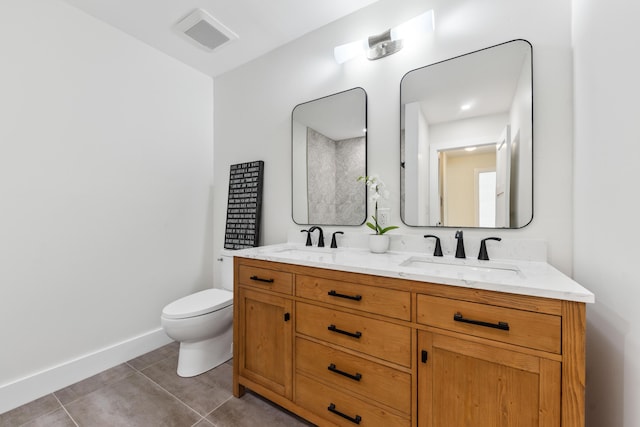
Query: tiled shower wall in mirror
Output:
[[307, 128, 365, 224]]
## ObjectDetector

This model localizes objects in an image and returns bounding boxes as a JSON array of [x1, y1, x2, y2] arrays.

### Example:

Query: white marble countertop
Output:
[[226, 243, 595, 303]]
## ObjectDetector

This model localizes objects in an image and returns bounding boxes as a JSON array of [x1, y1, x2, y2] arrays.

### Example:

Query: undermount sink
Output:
[[399, 256, 522, 280]]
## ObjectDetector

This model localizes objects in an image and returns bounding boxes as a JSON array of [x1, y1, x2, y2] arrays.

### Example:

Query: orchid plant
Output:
[[357, 174, 399, 235]]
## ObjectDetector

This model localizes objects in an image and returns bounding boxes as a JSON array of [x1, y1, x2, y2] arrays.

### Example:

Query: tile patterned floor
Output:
[[0, 342, 314, 427]]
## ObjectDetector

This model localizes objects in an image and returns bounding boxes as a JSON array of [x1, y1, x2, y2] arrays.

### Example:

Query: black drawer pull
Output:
[[328, 403, 362, 424], [327, 324, 362, 339], [453, 313, 510, 331], [250, 275, 274, 283], [328, 290, 362, 301], [328, 363, 362, 381]]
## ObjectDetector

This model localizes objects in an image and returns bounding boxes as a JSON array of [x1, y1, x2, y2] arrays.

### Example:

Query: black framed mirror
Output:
[[400, 39, 533, 228], [292, 87, 367, 225]]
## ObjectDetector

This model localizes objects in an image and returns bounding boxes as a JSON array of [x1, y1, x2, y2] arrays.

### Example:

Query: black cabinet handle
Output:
[[327, 363, 362, 381], [453, 313, 510, 331], [250, 275, 274, 283], [328, 290, 362, 301], [327, 324, 362, 339], [328, 403, 362, 424]]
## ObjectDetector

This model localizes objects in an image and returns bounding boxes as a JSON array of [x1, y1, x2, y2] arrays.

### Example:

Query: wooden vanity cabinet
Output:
[[416, 292, 563, 427], [294, 276, 413, 427], [234, 263, 294, 400], [416, 287, 585, 427], [233, 257, 587, 427], [417, 331, 561, 427]]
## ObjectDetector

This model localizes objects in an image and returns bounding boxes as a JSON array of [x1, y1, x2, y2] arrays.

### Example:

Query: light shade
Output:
[[334, 39, 367, 64], [390, 10, 435, 40]]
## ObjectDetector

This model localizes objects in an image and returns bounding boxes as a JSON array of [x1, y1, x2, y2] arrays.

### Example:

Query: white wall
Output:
[[509, 53, 533, 227], [573, 0, 640, 425], [291, 120, 308, 222], [417, 106, 430, 224], [404, 102, 429, 225], [429, 113, 508, 147], [214, 0, 574, 279], [0, 0, 214, 412]]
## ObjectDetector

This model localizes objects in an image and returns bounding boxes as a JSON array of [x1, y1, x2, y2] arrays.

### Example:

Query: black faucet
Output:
[[478, 237, 502, 261], [300, 229, 312, 246], [424, 235, 443, 257], [330, 231, 344, 248], [308, 226, 325, 247], [455, 230, 466, 259]]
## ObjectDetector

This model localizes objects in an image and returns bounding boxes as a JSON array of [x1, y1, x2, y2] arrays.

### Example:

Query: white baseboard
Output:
[[0, 328, 173, 414]]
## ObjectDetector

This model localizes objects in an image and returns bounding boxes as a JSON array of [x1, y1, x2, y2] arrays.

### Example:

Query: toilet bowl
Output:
[[160, 254, 234, 377]]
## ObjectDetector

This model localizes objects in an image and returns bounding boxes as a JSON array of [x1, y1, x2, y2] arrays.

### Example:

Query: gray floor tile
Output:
[[3, 348, 317, 427], [0, 394, 60, 426], [54, 363, 135, 405], [141, 357, 233, 416], [21, 408, 76, 427], [206, 392, 314, 427], [64, 372, 199, 427], [127, 342, 179, 371]]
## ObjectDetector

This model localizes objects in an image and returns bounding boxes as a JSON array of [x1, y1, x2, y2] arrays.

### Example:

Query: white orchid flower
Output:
[[356, 174, 399, 235]]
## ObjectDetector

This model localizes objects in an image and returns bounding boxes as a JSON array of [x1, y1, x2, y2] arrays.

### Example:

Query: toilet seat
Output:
[[162, 289, 233, 320]]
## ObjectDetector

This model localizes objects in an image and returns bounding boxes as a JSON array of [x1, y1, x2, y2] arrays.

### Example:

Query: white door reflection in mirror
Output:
[[477, 169, 496, 227]]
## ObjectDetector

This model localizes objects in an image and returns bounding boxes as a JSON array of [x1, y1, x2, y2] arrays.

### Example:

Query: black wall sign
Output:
[[224, 161, 264, 249]]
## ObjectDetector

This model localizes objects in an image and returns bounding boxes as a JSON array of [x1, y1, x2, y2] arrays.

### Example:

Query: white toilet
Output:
[[161, 254, 234, 377]]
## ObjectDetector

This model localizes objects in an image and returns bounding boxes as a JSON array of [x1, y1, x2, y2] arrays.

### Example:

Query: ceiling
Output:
[[293, 88, 366, 141], [61, 0, 381, 77], [401, 40, 531, 125]]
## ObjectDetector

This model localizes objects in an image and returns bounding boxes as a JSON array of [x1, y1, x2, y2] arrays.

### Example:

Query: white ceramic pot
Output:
[[368, 234, 390, 253]]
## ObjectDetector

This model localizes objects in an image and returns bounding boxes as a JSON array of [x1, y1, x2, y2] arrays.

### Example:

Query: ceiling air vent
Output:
[[175, 9, 238, 52]]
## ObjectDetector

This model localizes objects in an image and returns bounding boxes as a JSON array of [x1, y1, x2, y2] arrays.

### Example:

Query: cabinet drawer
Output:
[[238, 264, 293, 294], [296, 338, 411, 415], [296, 275, 410, 320], [417, 294, 561, 353], [296, 302, 411, 367], [296, 373, 410, 427]]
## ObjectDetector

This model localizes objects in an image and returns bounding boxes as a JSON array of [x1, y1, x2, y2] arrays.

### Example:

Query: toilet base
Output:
[[176, 326, 233, 377]]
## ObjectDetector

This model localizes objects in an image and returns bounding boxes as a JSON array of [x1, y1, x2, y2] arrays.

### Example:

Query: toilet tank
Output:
[[220, 253, 234, 291]]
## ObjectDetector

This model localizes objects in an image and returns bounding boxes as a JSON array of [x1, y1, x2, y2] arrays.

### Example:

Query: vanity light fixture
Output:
[[334, 10, 435, 64], [464, 146, 477, 152]]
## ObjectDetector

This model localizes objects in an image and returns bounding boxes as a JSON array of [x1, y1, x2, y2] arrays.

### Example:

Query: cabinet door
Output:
[[237, 287, 293, 399], [418, 331, 560, 427]]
